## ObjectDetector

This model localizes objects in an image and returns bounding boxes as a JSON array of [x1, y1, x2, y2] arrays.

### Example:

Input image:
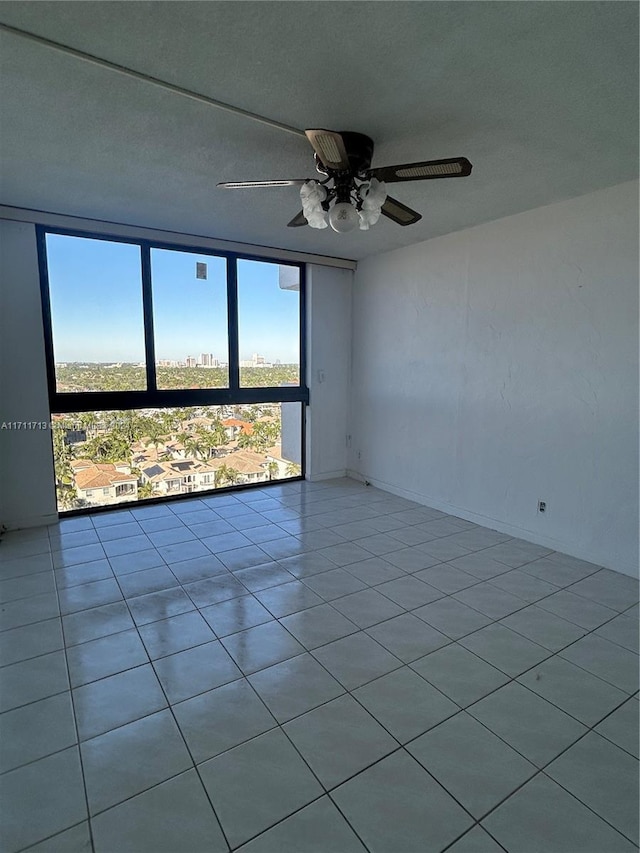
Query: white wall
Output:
[[306, 265, 352, 480], [349, 181, 639, 576], [0, 221, 58, 529]]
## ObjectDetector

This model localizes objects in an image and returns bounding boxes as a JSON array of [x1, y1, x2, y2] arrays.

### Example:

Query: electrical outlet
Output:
[[538, 500, 547, 514]]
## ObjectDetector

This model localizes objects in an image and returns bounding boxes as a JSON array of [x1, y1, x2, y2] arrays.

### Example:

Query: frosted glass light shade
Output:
[[329, 202, 359, 233]]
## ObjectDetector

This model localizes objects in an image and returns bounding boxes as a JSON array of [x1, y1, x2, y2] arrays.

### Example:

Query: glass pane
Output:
[[237, 260, 300, 388], [52, 403, 302, 512], [151, 249, 229, 389], [46, 234, 146, 392]]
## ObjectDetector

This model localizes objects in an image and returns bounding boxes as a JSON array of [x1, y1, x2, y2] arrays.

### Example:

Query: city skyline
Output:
[[46, 234, 301, 363]]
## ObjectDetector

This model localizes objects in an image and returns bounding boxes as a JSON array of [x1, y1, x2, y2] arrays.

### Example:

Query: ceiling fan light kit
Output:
[[218, 128, 473, 235]]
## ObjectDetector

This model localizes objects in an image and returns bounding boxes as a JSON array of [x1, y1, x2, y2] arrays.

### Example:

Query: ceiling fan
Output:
[[218, 129, 472, 233]]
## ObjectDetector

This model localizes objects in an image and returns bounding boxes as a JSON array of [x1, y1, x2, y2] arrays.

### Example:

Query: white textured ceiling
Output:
[[0, 1, 637, 261]]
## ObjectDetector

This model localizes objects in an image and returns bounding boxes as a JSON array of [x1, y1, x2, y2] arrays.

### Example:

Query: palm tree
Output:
[[137, 481, 155, 499], [267, 461, 279, 481], [216, 464, 240, 486], [285, 462, 301, 477]]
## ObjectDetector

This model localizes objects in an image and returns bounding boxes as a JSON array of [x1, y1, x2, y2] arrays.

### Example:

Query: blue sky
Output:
[[46, 234, 300, 363]]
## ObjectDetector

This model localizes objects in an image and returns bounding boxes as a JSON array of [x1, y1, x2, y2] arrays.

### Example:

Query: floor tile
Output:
[[448, 553, 511, 581], [546, 731, 639, 843], [167, 553, 228, 584], [58, 578, 123, 615], [352, 666, 458, 743], [173, 678, 276, 763], [233, 561, 295, 591], [330, 588, 405, 628], [24, 822, 92, 853], [468, 682, 587, 767], [301, 568, 368, 601], [221, 620, 304, 674], [375, 575, 443, 608], [0, 591, 60, 631], [127, 586, 195, 626], [0, 552, 52, 580], [277, 551, 337, 579], [283, 694, 397, 789], [446, 826, 505, 853], [316, 542, 373, 567], [200, 531, 252, 554], [258, 536, 306, 561], [488, 568, 560, 602], [73, 663, 167, 740], [331, 749, 473, 853], [108, 548, 166, 576], [0, 747, 86, 853], [344, 556, 405, 586], [519, 557, 599, 587], [91, 770, 227, 853], [157, 538, 211, 563], [312, 631, 402, 690], [459, 623, 551, 676], [184, 574, 248, 607], [408, 710, 536, 818], [536, 588, 618, 629], [517, 655, 628, 726], [567, 569, 639, 612], [201, 594, 273, 637], [0, 691, 77, 773], [55, 558, 114, 589], [62, 600, 135, 645], [66, 628, 149, 687], [0, 570, 56, 604], [102, 536, 152, 559], [53, 543, 106, 569], [479, 540, 553, 568], [81, 710, 192, 814], [280, 603, 359, 649], [138, 513, 186, 533], [0, 650, 69, 712], [248, 652, 345, 723], [595, 698, 639, 758], [220, 546, 274, 573], [500, 604, 587, 651], [147, 526, 196, 548], [410, 643, 509, 707], [453, 581, 524, 619], [595, 613, 639, 653], [254, 580, 324, 618], [412, 563, 479, 594], [559, 633, 639, 694], [366, 613, 450, 662], [96, 521, 143, 542], [236, 796, 367, 852], [383, 547, 440, 572], [116, 566, 178, 598], [200, 728, 323, 848], [153, 640, 241, 703], [0, 617, 63, 667], [138, 610, 217, 659], [482, 773, 637, 853], [413, 596, 492, 639]]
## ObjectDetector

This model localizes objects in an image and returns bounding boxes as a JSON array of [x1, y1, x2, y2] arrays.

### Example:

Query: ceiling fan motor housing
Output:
[[338, 132, 375, 175]]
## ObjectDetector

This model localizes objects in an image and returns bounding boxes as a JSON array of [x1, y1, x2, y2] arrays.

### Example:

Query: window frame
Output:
[[37, 225, 309, 413]]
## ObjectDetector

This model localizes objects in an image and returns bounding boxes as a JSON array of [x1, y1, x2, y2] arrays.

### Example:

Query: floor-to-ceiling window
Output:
[[38, 228, 307, 513]]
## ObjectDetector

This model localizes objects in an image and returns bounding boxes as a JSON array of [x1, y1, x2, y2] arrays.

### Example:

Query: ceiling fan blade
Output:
[[305, 129, 350, 171], [370, 157, 472, 184], [381, 196, 422, 226], [217, 180, 307, 188], [287, 210, 308, 228]]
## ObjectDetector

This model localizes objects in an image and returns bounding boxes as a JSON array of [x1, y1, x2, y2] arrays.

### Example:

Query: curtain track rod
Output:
[[0, 22, 306, 138]]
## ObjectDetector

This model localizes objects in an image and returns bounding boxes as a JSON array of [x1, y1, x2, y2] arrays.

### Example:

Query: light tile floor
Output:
[[1, 478, 638, 853]]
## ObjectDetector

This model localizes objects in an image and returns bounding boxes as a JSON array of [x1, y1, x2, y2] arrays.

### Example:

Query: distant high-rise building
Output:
[[200, 353, 214, 366], [186, 356, 197, 368], [252, 353, 265, 366]]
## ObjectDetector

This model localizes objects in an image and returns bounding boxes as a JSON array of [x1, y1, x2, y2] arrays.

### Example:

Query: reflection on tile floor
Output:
[[0, 478, 638, 852]]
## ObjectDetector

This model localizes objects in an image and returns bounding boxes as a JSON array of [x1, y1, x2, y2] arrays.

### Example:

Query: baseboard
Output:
[[307, 469, 347, 482], [345, 470, 638, 578], [3, 513, 58, 532]]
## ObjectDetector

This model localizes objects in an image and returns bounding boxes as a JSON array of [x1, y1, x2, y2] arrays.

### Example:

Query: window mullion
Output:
[[140, 242, 157, 393], [227, 255, 240, 392]]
